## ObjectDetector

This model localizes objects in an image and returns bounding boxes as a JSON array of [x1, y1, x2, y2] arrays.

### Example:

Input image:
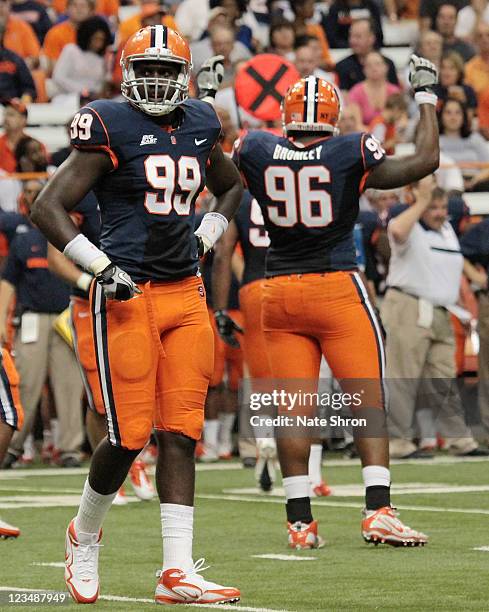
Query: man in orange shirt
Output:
[[0, 99, 28, 174], [118, 0, 178, 44], [0, 0, 40, 68], [465, 22, 489, 94], [41, 0, 93, 74]]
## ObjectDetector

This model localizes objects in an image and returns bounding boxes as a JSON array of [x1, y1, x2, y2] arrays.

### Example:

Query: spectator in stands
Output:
[[384, 0, 420, 21], [434, 51, 478, 122], [348, 51, 401, 125], [216, 105, 238, 153], [175, 0, 211, 41], [465, 22, 489, 94], [435, 3, 475, 61], [14, 135, 49, 173], [53, 0, 118, 29], [334, 18, 399, 92], [438, 97, 489, 190], [417, 30, 443, 68], [52, 15, 110, 101], [0, 46, 36, 101], [460, 218, 489, 443], [0, 0, 40, 68], [41, 0, 94, 76], [0, 98, 27, 173], [191, 23, 251, 79], [10, 0, 51, 44], [294, 38, 332, 80], [383, 176, 483, 458], [368, 92, 408, 155], [267, 19, 295, 59], [202, 0, 254, 53], [455, 0, 489, 41], [0, 178, 85, 469], [290, 0, 334, 70], [119, 0, 178, 47], [338, 103, 365, 133], [419, 0, 469, 31], [325, 0, 383, 49]]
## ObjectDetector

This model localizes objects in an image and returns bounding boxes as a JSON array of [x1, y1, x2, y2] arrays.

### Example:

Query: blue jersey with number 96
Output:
[[233, 130, 385, 276], [70, 99, 221, 282]]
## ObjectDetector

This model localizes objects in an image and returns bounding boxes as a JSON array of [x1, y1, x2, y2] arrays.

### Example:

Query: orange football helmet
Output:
[[282, 76, 341, 135], [120, 25, 192, 116]]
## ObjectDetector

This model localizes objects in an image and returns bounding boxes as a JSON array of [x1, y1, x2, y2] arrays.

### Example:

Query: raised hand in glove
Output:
[[214, 309, 243, 348], [96, 264, 142, 301], [197, 55, 224, 101], [409, 54, 438, 93]]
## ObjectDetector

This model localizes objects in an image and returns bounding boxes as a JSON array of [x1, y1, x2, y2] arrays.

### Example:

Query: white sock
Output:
[[203, 419, 219, 454], [218, 413, 235, 452], [362, 466, 391, 488], [161, 503, 194, 572], [308, 444, 323, 487], [283, 475, 311, 501], [74, 479, 116, 541], [50, 418, 59, 449]]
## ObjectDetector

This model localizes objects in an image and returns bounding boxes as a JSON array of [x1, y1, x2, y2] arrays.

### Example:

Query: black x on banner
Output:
[[235, 54, 300, 121]]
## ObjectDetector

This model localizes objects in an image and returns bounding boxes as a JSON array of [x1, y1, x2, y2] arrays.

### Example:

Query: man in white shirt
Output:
[[381, 176, 483, 458], [455, 0, 489, 41]]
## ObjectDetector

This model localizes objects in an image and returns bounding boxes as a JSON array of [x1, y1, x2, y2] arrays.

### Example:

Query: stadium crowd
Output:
[[1, 0, 489, 484]]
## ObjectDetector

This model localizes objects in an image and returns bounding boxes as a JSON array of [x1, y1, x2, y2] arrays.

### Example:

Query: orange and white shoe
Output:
[[129, 460, 154, 501], [287, 520, 325, 550], [112, 486, 128, 506], [311, 481, 332, 497], [0, 517, 20, 538], [155, 558, 240, 605], [362, 506, 428, 547], [65, 519, 102, 604]]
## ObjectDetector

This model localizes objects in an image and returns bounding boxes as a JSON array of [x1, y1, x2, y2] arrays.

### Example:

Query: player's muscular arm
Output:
[[32, 150, 141, 301], [31, 150, 111, 251], [195, 144, 243, 257], [365, 105, 439, 190]]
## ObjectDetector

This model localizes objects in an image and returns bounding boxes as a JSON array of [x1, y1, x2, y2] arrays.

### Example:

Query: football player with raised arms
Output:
[[233, 55, 439, 549], [31, 26, 243, 604]]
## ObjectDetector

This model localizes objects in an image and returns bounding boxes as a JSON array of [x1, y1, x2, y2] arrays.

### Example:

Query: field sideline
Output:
[[1, 457, 489, 611]]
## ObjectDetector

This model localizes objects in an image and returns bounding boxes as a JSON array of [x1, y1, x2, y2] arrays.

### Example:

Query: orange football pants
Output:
[[239, 280, 272, 379], [0, 349, 24, 430], [71, 297, 105, 415], [90, 276, 214, 449], [261, 272, 385, 409], [208, 307, 244, 391]]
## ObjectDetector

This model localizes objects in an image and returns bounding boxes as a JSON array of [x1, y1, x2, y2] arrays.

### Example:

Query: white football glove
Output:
[[409, 54, 438, 93], [96, 264, 141, 301], [197, 55, 224, 101]]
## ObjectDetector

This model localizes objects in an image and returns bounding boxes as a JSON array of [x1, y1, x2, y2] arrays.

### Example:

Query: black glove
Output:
[[214, 309, 243, 348], [197, 55, 224, 100], [96, 264, 142, 301]]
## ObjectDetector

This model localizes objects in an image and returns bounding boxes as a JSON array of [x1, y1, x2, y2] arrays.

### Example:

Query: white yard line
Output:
[[0, 587, 291, 611], [473, 546, 489, 551], [252, 554, 317, 561], [196, 493, 489, 516], [31, 562, 65, 568]]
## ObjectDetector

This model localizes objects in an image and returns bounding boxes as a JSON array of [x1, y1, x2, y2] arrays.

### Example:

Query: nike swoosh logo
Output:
[[195, 138, 207, 146]]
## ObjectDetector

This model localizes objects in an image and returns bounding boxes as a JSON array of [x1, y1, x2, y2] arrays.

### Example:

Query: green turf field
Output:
[[1, 457, 489, 611]]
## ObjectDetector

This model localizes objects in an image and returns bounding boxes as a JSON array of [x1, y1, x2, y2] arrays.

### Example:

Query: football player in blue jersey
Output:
[[233, 56, 439, 549], [31, 26, 243, 605]]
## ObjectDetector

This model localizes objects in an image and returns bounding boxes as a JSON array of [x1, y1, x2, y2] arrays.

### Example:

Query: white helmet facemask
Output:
[[121, 53, 191, 116]]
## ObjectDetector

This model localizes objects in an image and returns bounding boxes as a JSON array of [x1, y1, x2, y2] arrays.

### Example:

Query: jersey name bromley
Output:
[[273, 144, 323, 161]]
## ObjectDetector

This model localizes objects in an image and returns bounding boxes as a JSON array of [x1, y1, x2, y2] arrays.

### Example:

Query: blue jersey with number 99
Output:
[[233, 130, 385, 276], [70, 99, 221, 282]]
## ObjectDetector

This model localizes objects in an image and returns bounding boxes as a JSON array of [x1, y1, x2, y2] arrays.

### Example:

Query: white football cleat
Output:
[[65, 519, 102, 603], [155, 558, 240, 605], [112, 486, 128, 506], [362, 506, 428, 547], [129, 460, 154, 501], [287, 520, 325, 550], [0, 517, 20, 538]]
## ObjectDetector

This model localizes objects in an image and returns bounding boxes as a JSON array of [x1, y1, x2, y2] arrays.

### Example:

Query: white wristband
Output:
[[194, 212, 228, 255], [63, 234, 111, 276], [76, 272, 93, 292], [415, 91, 437, 106]]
